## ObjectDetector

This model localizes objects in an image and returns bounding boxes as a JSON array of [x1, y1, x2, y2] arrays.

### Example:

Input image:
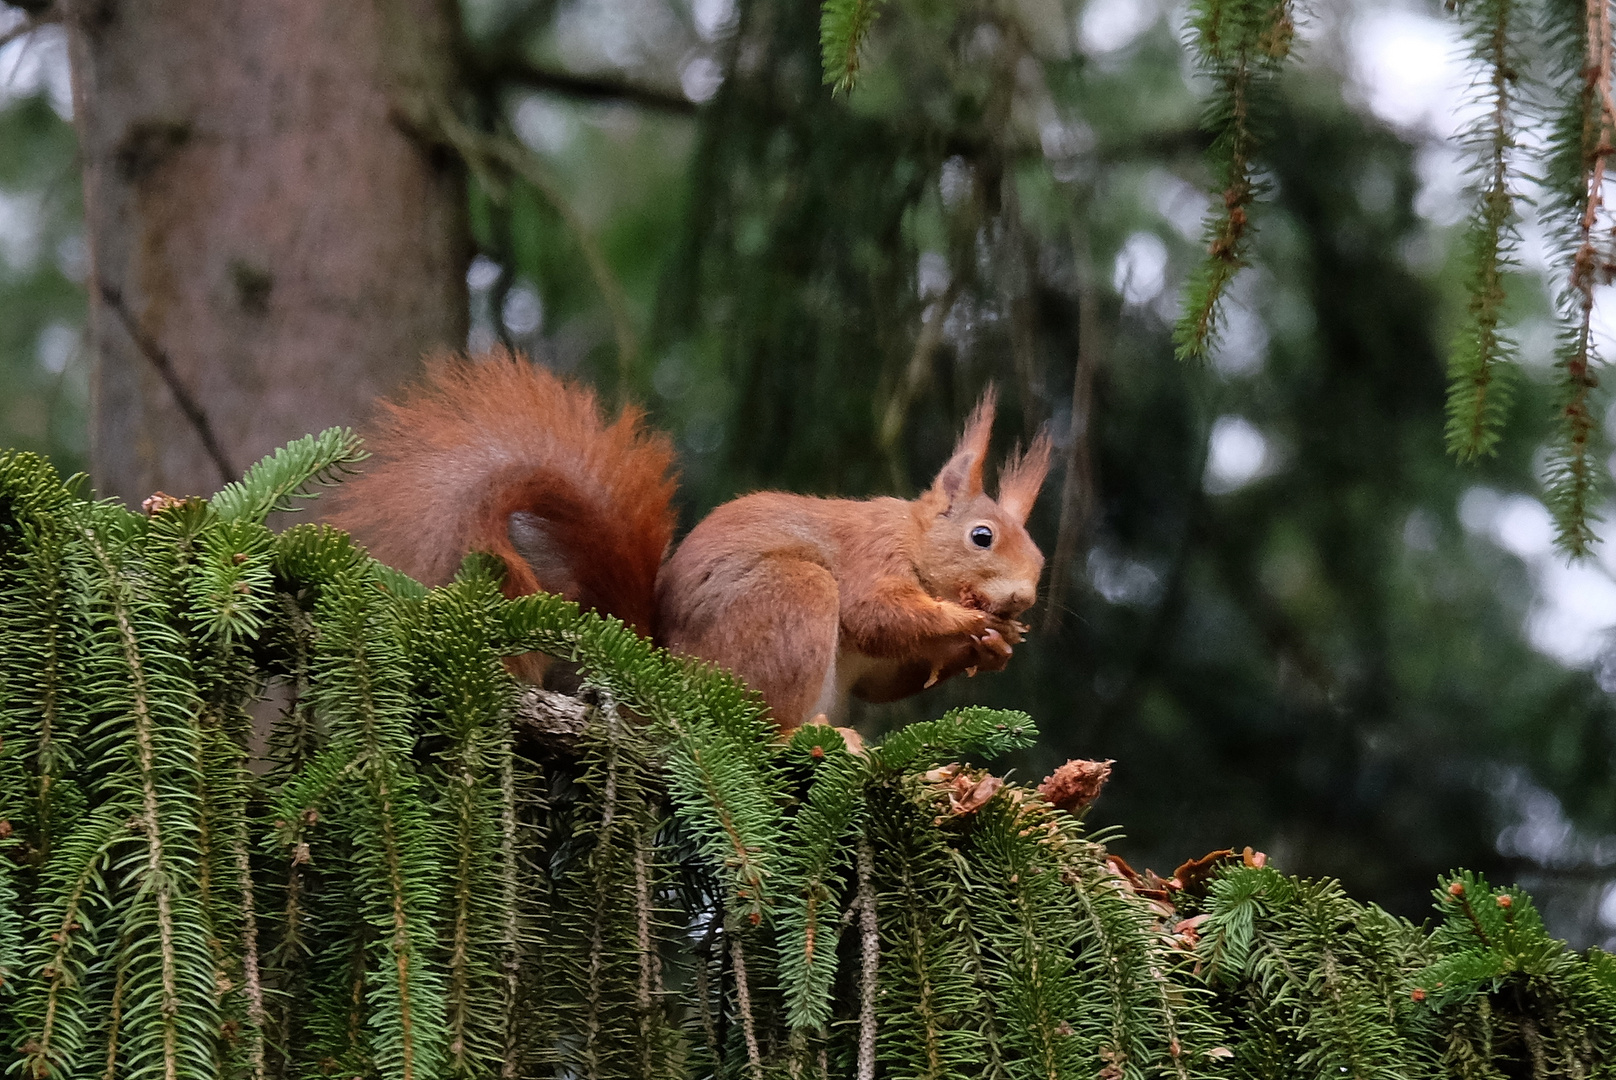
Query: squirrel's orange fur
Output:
[[329, 350, 1051, 730], [324, 351, 676, 634]]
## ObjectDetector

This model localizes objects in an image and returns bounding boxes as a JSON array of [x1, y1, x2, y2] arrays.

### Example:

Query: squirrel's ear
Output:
[[928, 388, 996, 506], [996, 427, 1052, 524]]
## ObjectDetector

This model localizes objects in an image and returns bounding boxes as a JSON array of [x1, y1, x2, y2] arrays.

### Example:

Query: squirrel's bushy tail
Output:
[[327, 349, 677, 635]]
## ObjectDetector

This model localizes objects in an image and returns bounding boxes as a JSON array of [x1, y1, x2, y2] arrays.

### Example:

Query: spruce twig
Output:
[[210, 428, 366, 525], [1175, 0, 1296, 362], [1539, 0, 1616, 553], [1445, 0, 1524, 463]]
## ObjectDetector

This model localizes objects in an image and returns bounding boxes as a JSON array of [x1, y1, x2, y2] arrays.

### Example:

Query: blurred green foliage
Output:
[[0, 80, 85, 474], [4, 0, 1615, 941]]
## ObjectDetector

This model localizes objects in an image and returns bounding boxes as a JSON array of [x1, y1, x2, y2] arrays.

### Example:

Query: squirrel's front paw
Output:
[[921, 621, 1015, 688], [967, 627, 1014, 673], [986, 615, 1028, 647]]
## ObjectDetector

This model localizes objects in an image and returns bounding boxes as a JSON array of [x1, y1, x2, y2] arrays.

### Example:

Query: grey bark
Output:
[[64, 0, 469, 504]]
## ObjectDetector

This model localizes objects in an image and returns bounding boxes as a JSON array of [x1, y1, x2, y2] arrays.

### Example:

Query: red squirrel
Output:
[[327, 349, 1051, 730]]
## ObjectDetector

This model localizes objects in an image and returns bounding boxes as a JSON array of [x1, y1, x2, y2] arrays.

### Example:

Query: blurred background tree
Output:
[[3, 0, 1615, 944]]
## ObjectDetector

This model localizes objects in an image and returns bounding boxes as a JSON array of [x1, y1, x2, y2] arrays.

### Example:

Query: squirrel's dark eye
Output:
[[970, 525, 994, 548]]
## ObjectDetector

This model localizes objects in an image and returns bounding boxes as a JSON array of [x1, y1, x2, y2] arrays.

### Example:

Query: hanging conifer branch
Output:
[[855, 838, 879, 1080], [418, 570, 511, 1080], [1174, 0, 1296, 362], [867, 779, 996, 1080], [279, 530, 448, 1080], [497, 751, 524, 1080], [233, 826, 268, 1080], [0, 457, 80, 883], [631, 825, 658, 1079], [819, 0, 887, 95], [582, 700, 624, 1080], [775, 726, 866, 1030], [730, 931, 765, 1080], [1054, 832, 1219, 1080], [1539, 0, 1616, 553], [500, 593, 783, 924], [1445, 0, 1525, 463], [166, 506, 274, 1080], [15, 808, 125, 1080], [81, 512, 218, 1080]]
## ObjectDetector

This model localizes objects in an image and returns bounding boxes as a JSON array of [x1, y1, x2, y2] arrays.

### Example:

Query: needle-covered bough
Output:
[[0, 432, 1612, 1080]]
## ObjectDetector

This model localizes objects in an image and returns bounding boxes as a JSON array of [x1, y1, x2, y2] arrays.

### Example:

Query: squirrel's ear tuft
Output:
[[928, 388, 996, 505], [996, 427, 1052, 524]]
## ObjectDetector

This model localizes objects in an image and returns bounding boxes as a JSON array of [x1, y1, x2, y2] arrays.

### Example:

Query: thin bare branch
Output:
[[473, 57, 697, 116], [0, 5, 58, 51], [96, 280, 237, 486], [1043, 280, 1102, 633], [427, 112, 641, 392], [879, 281, 960, 482]]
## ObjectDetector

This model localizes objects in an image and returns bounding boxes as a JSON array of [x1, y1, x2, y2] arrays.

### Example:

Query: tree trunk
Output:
[[63, 0, 469, 505]]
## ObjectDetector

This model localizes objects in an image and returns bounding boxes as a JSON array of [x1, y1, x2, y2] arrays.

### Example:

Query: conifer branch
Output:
[[102, 930, 130, 1080], [291, 544, 448, 1080], [776, 726, 866, 1029], [730, 932, 765, 1080], [497, 749, 522, 1080], [967, 798, 1086, 1080], [856, 838, 878, 1080], [820, 0, 888, 95], [234, 826, 268, 1080], [1539, 0, 1616, 553], [210, 428, 366, 525], [417, 570, 510, 1080], [81, 515, 214, 1080], [17, 808, 126, 1080], [582, 702, 622, 1078], [1444, 0, 1524, 463], [3, 436, 1615, 1080], [499, 592, 782, 923], [866, 781, 994, 1080], [1175, 0, 1296, 362], [692, 919, 722, 1064], [870, 706, 1038, 772], [632, 826, 656, 1078], [0, 861, 19, 1004]]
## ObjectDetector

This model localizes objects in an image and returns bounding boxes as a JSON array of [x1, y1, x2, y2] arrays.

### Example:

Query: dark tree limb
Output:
[[512, 686, 591, 753], [473, 57, 697, 116]]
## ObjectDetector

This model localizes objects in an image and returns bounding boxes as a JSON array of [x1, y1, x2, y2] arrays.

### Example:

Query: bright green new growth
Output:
[[209, 427, 366, 524], [2, 433, 1614, 1080]]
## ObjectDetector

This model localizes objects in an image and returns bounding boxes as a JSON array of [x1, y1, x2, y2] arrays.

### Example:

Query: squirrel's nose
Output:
[[1000, 589, 1035, 617]]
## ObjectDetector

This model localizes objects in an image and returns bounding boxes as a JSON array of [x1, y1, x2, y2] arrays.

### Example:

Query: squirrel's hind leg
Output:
[[665, 555, 839, 730]]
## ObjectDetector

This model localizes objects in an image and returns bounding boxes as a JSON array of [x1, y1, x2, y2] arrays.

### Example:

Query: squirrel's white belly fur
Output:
[[807, 647, 892, 725]]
